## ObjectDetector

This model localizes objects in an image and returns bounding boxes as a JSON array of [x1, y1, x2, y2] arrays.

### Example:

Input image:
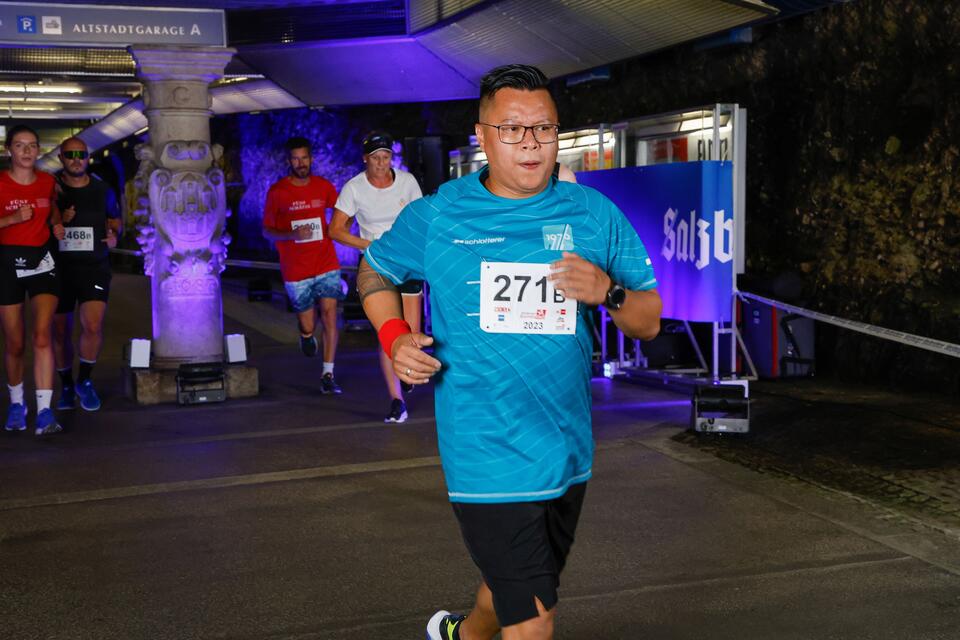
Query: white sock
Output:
[[323, 362, 334, 376], [8, 383, 23, 405], [36, 389, 53, 412]]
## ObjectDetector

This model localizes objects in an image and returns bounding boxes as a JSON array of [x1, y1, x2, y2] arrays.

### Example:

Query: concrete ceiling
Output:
[[2, 0, 848, 152], [236, 0, 781, 105], [3, 0, 786, 118], [34, 78, 304, 171]]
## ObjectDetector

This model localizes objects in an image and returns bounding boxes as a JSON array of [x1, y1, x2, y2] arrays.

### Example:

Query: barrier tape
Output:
[[738, 291, 960, 359]]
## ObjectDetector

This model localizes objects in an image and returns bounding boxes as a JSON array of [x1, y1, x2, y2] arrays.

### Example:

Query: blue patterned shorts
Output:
[[284, 269, 344, 312]]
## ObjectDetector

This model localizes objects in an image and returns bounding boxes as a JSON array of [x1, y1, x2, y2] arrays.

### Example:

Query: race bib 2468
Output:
[[59, 226, 94, 252]]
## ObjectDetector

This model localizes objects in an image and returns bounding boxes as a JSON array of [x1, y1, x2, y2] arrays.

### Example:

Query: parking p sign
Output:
[[17, 15, 35, 33]]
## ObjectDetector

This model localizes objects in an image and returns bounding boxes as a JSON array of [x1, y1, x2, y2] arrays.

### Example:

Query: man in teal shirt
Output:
[[359, 64, 662, 640]]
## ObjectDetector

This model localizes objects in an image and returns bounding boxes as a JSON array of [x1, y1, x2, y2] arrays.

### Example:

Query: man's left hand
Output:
[[549, 251, 611, 306], [52, 223, 66, 241]]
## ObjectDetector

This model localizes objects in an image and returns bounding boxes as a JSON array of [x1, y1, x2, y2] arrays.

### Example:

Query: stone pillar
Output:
[[129, 46, 236, 367]]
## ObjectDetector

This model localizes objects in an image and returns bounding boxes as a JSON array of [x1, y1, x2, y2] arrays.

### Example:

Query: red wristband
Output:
[[378, 318, 412, 358]]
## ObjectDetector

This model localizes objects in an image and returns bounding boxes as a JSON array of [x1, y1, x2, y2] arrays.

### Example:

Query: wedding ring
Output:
[[405, 368, 412, 376]]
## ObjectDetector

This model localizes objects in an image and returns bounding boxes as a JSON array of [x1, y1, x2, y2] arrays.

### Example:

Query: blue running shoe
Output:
[[426, 610, 466, 640], [320, 373, 342, 395], [35, 408, 62, 436], [384, 399, 408, 424], [299, 334, 318, 357], [57, 385, 76, 410], [76, 379, 101, 412], [4, 402, 26, 431]]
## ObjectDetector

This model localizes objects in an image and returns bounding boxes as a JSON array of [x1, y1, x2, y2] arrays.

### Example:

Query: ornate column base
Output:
[[123, 364, 259, 405]]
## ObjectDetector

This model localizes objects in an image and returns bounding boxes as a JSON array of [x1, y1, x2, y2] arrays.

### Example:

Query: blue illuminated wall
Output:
[[234, 108, 363, 266]]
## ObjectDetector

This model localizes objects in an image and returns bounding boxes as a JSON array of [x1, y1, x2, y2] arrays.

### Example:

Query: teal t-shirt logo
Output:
[[542, 224, 574, 250]]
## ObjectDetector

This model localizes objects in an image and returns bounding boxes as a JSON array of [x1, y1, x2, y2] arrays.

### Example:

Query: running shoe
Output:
[[35, 408, 63, 436], [384, 399, 408, 423], [426, 610, 466, 640], [320, 373, 342, 395], [57, 385, 76, 411], [4, 403, 26, 431], [299, 334, 318, 357], [76, 379, 102, 412]]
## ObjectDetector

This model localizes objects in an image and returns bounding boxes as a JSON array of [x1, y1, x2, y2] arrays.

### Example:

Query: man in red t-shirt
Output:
[[263, 137, 343, 394]]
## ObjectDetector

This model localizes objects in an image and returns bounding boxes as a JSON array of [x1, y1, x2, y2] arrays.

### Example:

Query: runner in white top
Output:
[[329, 131, 423, 423]]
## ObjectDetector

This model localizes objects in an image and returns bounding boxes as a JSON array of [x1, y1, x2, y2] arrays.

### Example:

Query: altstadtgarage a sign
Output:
[[0, 2, 226, 47]]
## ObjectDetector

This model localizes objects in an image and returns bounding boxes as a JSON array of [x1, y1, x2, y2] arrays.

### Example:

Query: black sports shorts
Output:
[[398, 279, 423, 296], [451, 481, 587, 627], [0, 259, 60, 306], [56, 263, 111, 314]]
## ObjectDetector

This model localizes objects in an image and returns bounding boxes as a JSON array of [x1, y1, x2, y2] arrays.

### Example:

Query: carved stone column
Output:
[[129, 46, 236, 367]]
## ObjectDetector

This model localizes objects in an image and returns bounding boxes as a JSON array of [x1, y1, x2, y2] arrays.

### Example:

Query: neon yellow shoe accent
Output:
[[445, 618, 460, 640]]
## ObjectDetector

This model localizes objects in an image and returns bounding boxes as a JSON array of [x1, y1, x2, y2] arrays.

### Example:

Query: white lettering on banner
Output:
[[661, 207, 733, 270], [191, 24, 201, 36], [72, 24, 190, 36], [291, 217, 324, 243], [479, 262, 576, 335]]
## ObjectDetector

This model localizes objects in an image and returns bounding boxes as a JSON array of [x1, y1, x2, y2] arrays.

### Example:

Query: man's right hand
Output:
[[294, 225, 312, 241], [61, 205, 76, 224], [392, 333, 442, 385]]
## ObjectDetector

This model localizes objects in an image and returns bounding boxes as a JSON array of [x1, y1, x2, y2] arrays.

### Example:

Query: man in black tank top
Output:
[[52, 137, 121, 412]]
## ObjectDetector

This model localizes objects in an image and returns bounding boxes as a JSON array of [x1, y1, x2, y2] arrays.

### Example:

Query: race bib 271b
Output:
[[479, 262, 576, 335]]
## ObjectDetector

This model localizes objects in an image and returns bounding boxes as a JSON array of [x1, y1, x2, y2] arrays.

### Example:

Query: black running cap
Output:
[[362, 131, 393, 155]]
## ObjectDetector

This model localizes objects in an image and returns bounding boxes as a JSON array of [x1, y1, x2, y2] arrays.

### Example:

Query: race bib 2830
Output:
[[291, 217, 324, 243]]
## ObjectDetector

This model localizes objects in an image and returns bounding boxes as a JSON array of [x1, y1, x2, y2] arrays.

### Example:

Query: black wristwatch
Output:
[[603, 281, 626, 311]]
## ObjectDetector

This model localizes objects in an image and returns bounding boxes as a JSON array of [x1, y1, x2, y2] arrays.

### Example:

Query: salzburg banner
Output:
[[577, 161, 735, 323]]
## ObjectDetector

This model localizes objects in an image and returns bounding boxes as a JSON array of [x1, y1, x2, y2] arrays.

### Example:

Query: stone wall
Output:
[[546, 0, 959, 393]]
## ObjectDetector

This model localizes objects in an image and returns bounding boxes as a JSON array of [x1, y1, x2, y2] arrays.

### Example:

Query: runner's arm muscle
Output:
[[329, 209, 370, 251]]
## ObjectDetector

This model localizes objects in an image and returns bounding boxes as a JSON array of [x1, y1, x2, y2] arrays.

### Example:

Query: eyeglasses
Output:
[[478, 122, 560, 145], [62, 150, 88, 159]]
